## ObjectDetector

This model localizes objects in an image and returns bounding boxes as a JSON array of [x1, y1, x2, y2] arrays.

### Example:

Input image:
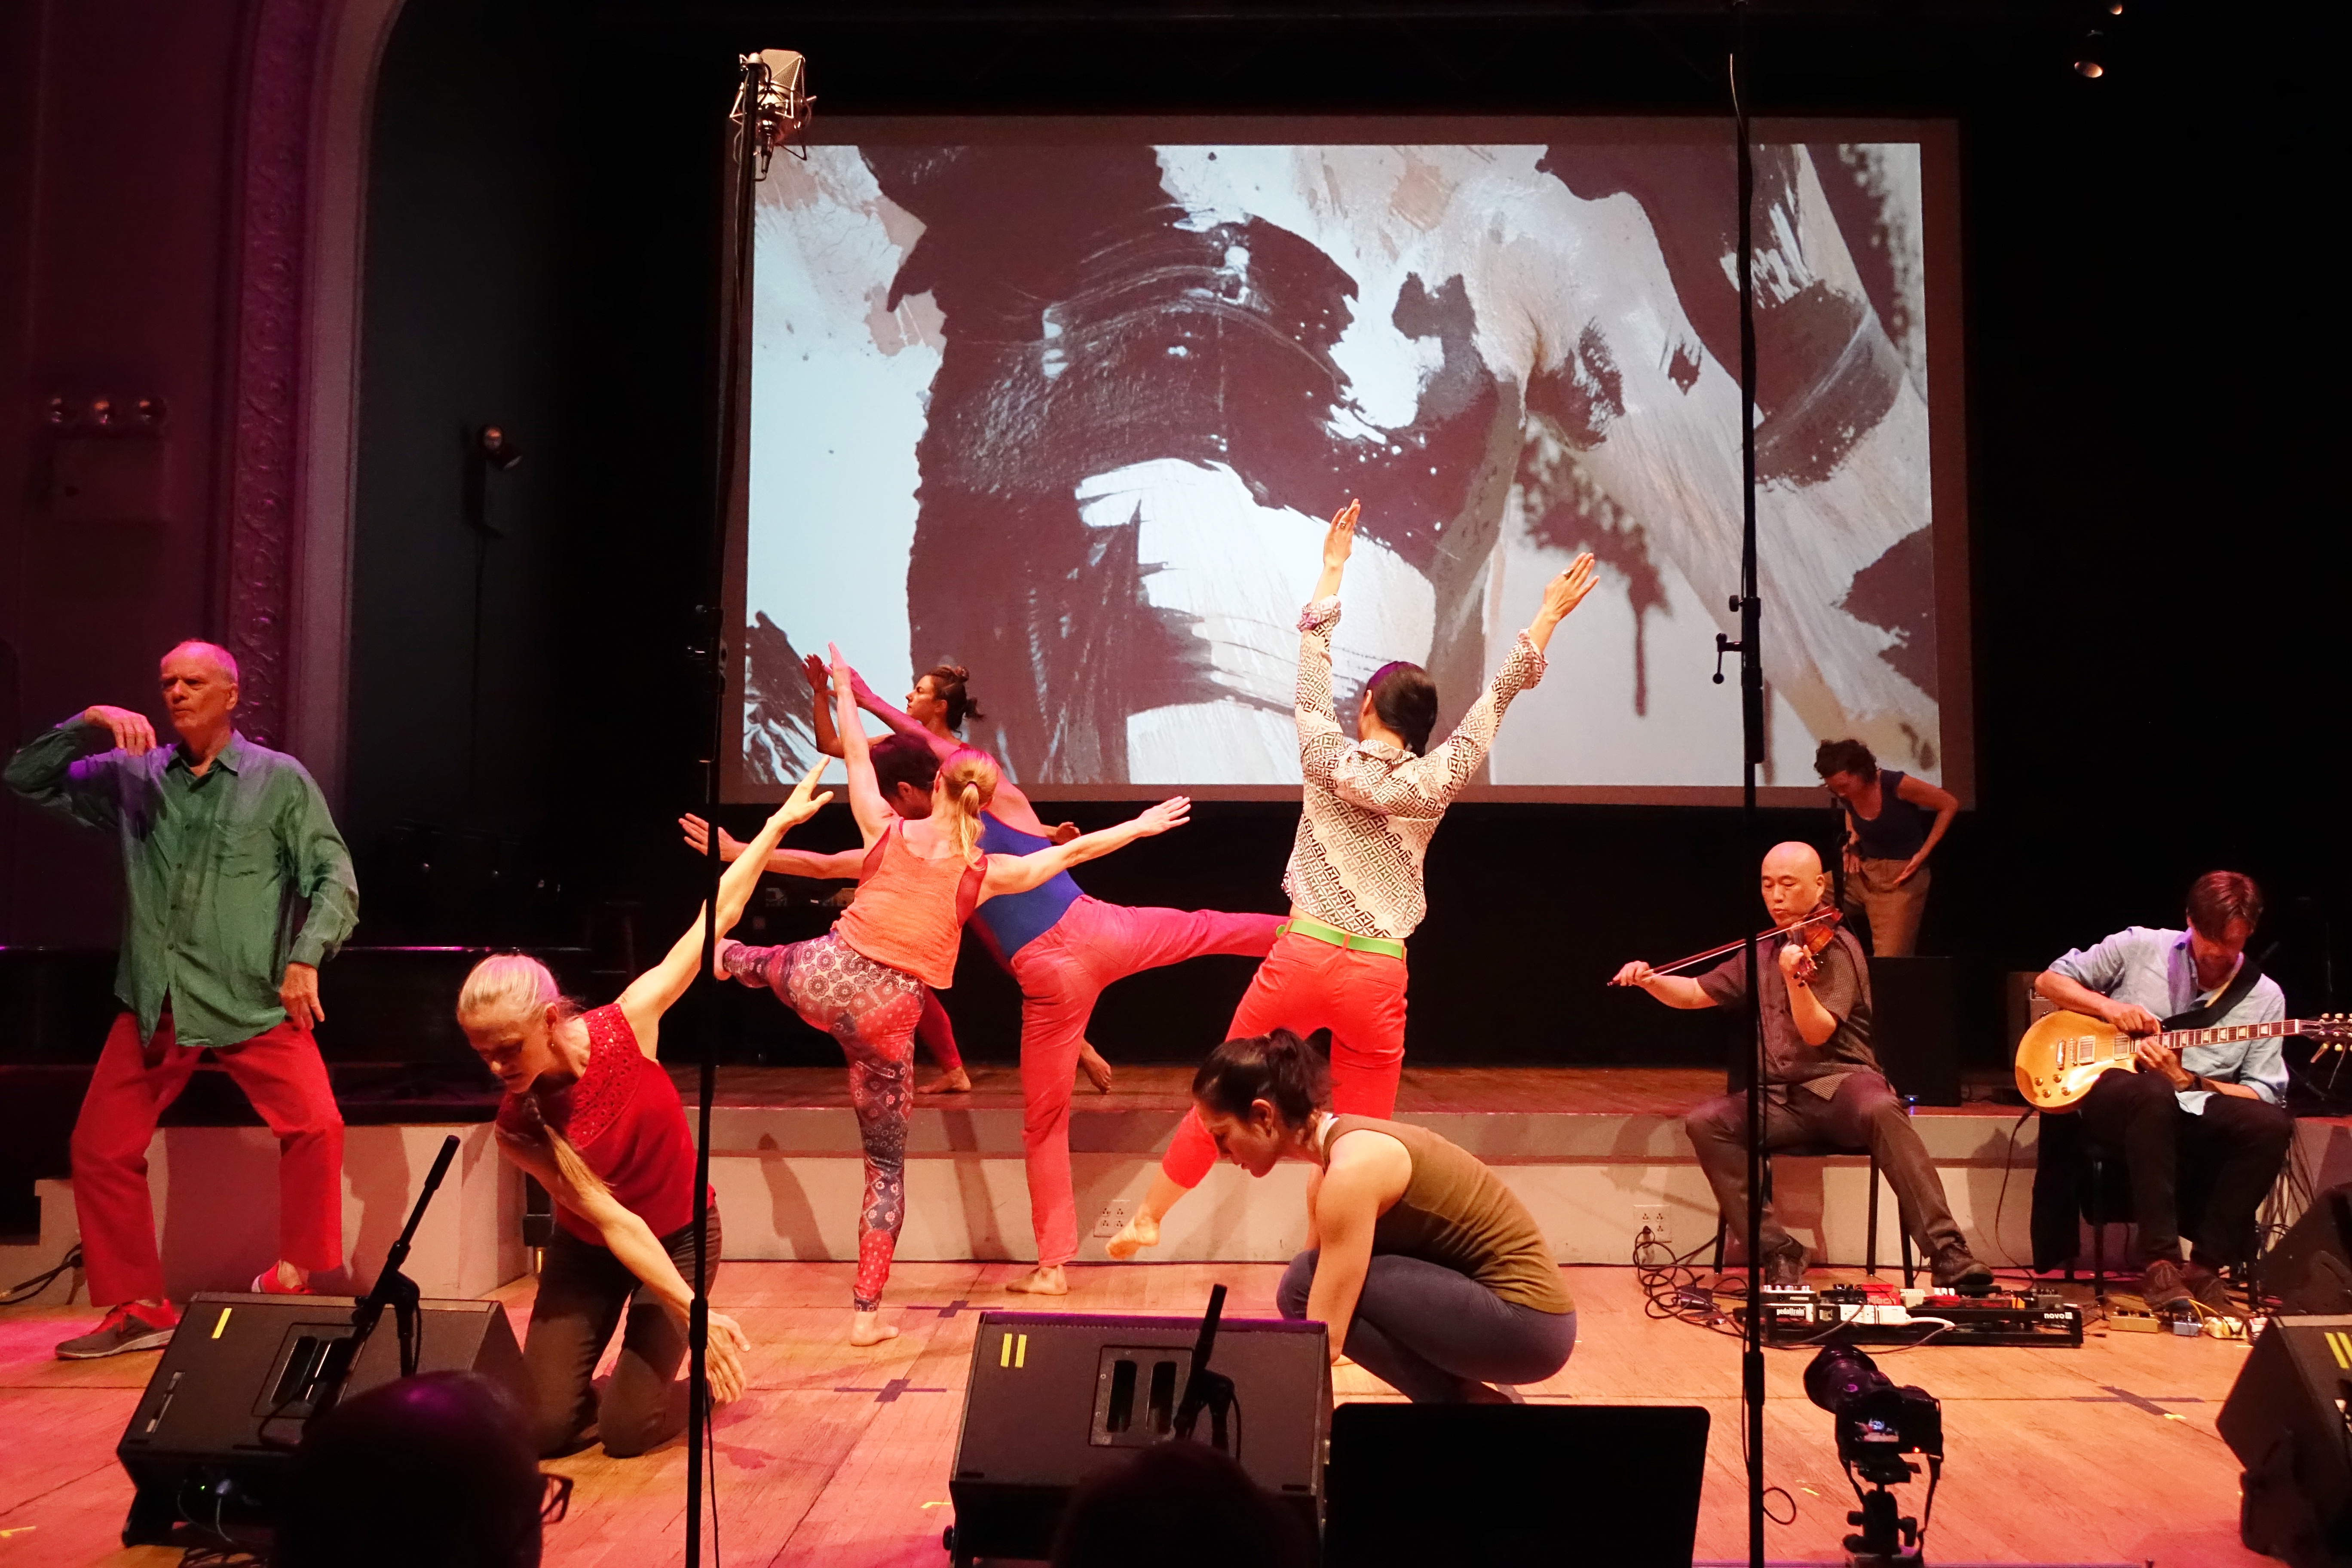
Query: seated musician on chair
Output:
[[2032, 871, 2291, 1314], [1613, 842, 1993, 1294]]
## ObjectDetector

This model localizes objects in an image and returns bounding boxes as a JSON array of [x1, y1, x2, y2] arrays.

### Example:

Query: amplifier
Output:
[[1754, 1283, 2085, 1348], [117, 1292, 526, 1546], [947, 1308, 1329, 1565]]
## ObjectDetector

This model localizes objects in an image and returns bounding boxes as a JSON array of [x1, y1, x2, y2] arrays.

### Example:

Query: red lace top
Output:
[[495, 1004, 703, 1246]]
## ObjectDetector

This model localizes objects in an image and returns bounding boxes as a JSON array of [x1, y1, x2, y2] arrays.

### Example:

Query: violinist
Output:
[[1612, 842, 1993, 1293]]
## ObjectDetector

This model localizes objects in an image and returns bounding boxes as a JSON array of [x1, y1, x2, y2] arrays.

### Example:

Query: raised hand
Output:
[[1322, 499, 1360, 571], [1537, 552, 1600, 626], [678, 813, 747, 862], [83, 704, 156, 754], [1132, 796, 1192, 836], [1050, 821, 1081, 846], [772, 758, 835, 831], [801, 652, 828, 691]]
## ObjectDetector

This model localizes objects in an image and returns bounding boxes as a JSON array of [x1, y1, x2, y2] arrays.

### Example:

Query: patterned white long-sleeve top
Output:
[[1280, 596, 1547, 941]]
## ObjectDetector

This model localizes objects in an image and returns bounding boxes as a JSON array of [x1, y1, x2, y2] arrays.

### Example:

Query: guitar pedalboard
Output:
[[1751, 1282, 2086, 1348]]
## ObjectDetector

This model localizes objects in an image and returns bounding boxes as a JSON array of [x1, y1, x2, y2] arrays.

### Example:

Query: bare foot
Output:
[[849, 1310, 899, 1346], [923, 1067, 973, 1094], [1004, 1265, 1069, 1295], [1106, 1212, 1160, 1262], [1077, 1041, 1114, 1094]]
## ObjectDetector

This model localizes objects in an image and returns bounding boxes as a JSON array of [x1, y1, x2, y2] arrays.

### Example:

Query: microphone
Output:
[[751, 49, 813, 153]]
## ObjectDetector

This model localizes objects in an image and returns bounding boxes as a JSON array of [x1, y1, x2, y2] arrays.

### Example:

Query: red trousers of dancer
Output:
[[1011, 898, 1280, 1266], [71, 1011, 345, 1307], [1161, 930, 1408, 1188]]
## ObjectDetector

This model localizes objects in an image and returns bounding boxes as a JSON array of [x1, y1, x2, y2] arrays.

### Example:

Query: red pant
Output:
[[72, 1012, 345, 1307], [1161, 930, 1408, 1187], [1011, 898, 1280, 1265]]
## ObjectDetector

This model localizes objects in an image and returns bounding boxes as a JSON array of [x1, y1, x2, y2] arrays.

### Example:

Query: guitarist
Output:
[[2033, 871, 2292, 1314], [1613, 842, 1994, 1294]]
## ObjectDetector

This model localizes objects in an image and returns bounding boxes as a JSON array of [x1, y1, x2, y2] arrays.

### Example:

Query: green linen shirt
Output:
[[3, 718, 360, 1048]]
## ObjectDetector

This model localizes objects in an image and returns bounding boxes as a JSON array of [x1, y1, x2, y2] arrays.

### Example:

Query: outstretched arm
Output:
[[803, 653, 845, 759], [619, 761, 834, 1048], [979, 796, 1190, 899], [829, 646, 894, 845], [679, 813, 864, 879], [495, 1130, 750, 1402], [1607, 960, 1717, 1010]]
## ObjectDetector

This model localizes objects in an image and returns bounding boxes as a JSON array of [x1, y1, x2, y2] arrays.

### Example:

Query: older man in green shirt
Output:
[[5, 640, 358, 1358]]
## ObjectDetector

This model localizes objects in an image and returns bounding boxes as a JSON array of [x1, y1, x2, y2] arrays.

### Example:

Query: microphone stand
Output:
[[689, 50, 805, 1566], [1173, 1283, 1236, 1454], [1727, 9, 1769, 1566], [307, 1133, 459, 1415]]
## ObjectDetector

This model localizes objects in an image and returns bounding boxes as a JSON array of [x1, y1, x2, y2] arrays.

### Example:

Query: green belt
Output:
[[1278, 915, 1406, 962]]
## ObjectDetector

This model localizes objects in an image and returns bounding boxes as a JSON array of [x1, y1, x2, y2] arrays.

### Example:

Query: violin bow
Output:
[[1620, 906, 1841, 982]]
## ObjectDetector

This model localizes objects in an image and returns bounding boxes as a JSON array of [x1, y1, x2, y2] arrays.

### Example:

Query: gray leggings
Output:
[[1278, 1250, 1577, 1403], [524, 1209, 719, 1457]]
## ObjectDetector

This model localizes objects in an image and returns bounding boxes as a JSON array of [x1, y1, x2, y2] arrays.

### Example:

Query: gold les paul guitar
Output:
[[2015, 1011, 2352, 1112]]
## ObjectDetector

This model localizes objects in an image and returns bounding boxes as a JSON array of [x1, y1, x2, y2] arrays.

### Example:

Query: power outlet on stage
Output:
[[1635, 1206, 1671, 1246], [1092, 1200, 1134, 1240]]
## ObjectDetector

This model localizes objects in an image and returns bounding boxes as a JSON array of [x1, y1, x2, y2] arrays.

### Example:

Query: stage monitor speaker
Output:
[[1871, 956, 1960, 1106], [946, 1308, 1329, 1565], [2263, 1186, 2352, 1313], [2217, 1314, 2352, 1567], [116, 1290, 527, 1547], [1323, 1402, 1711, 1568]]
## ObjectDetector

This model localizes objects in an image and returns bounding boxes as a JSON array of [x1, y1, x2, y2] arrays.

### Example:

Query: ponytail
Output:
[[938, 745, 999, 864], [1192, 1028, 1329, 1128]]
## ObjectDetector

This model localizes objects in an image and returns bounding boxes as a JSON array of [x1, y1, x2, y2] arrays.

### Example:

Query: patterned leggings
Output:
[[723, 933, 924, 1310]]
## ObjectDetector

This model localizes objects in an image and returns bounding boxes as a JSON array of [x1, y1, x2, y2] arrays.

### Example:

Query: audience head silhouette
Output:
[[1049, 1439, 1314, 1568]]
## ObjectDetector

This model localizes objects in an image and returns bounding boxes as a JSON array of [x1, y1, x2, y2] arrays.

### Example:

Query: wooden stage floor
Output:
[[0, 1261, 2269, 1567]]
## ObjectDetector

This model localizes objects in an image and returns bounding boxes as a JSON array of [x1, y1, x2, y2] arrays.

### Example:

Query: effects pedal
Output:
[[1753, 1285, 2085, 1348]]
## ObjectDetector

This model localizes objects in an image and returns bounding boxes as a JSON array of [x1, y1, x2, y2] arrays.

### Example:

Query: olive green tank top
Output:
[[1318, 1114, 1573, 1315]]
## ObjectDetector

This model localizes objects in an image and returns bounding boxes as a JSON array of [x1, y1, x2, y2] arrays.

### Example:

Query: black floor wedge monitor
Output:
[[1325, 1402, 1712, 1568]]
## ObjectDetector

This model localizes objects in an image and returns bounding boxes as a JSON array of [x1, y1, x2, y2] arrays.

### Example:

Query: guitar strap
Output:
[[2161, 940, 2274, 1030]]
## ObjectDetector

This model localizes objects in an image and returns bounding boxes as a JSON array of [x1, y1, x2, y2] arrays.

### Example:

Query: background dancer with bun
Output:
[[1112, 502, 1597, 1259], [1194, 1029, 1576, 1403], [805, 653, 1108, 1094], [456, 760, 832, 1457], [719, 647, 1191, 1341]]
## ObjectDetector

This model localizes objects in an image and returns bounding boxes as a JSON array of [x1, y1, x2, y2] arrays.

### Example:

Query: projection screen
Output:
[[729, 117, 1968, 804]]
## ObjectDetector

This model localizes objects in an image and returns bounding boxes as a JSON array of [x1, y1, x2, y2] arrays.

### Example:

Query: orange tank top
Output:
[[833, 820, 985, 988]]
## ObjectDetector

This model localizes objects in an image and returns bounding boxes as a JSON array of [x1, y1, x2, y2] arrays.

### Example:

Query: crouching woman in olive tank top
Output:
[[1191, 1030, 1576, 1403]]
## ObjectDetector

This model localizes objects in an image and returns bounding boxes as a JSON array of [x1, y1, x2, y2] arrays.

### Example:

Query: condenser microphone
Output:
[[751, 49, 813, 152]]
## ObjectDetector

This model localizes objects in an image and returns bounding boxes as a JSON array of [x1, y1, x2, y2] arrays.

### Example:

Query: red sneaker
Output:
[[251, 1263, 314, 1295]]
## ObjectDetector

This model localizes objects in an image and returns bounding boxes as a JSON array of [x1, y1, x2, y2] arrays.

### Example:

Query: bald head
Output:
[[163, 640, 239, 684], [1758, 840, 1829, 929], [158, 641, 239, 751]]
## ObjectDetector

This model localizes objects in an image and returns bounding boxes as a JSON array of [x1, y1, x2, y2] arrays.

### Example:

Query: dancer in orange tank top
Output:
[[717, 645, 1192, 1345]]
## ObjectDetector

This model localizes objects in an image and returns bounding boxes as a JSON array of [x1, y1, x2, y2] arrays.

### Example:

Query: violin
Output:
[[1608, 904, 1844, 986]]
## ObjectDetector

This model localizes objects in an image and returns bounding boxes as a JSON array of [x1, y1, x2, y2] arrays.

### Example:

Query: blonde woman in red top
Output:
[[719, 646, 1191, 1344], [458, 761, 832, 1457]]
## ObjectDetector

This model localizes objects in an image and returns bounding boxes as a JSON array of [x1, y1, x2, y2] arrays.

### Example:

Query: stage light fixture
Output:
[[2074, 30, 2107, 77]]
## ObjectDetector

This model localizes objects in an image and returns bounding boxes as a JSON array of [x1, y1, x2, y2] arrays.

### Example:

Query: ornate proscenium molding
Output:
[[221, 0, 330, 747]]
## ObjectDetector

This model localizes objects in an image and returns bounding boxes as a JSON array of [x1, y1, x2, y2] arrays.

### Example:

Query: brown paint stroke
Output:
[[1835, 526, 1939, 701]]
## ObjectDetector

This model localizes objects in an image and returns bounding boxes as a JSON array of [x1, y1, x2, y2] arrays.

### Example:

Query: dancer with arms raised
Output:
[[1113, 502, 1597, 1259], [456, 760, 832, 1457], [717, 648, 1192, 1339]]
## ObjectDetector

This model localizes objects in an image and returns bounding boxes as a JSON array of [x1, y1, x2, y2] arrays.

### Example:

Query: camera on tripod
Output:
[[1804, 1340, 1944, 1566]]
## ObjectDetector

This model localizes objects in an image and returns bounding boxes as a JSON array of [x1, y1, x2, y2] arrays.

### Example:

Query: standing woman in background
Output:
[[723, 646, 1191, 1342], [1112, 502, 1597, 1259], [1814, 738, 1956, 958], [456, 761, 833, 1458]]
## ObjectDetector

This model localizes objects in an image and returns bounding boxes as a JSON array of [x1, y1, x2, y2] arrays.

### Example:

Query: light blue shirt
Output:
[[2046, 925, 2288, 1113]]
